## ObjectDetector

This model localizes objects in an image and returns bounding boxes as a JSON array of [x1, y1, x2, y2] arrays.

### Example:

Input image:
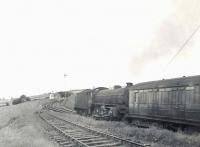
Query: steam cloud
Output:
[[131, 0, 200, 75]]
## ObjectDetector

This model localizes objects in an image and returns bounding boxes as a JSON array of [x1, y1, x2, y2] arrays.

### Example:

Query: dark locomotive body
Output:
[[74, 87, 108, 116], [128, 75, 200, 127], [65, 86, 130, 120], [92, 86, 129, 120], [74, 89, 93, 115]]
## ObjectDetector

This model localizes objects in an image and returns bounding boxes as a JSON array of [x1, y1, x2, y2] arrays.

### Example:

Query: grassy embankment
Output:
[[0, 100, 56, 147], [51, 111, 200, 147]]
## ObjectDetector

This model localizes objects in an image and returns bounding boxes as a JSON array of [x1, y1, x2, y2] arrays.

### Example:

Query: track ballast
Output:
[[39, 110, 150, 147]]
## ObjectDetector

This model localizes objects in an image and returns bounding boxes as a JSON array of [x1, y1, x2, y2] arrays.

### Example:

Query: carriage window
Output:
[[144, 89, 153, 92], [178, 87, 185, 90], [185, 86, 194, 90], [159, 88, 165, 92], [165, 88, 171, 91]]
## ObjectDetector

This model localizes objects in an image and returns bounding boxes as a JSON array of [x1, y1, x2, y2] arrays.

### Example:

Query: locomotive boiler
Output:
[[92, 84, 131, 120]]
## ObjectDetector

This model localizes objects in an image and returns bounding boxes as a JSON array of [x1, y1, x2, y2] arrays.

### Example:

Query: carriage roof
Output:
[[130, 75, 200, 90]]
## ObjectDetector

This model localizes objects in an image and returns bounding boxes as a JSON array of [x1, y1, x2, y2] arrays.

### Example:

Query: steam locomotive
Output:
[[63, 75, 200, 127], [63, 84, 131, 120]]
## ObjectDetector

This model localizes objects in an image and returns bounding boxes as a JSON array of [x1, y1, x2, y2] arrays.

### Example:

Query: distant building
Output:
[[49, 92, 62, 100], [49, 93, 55, 99]]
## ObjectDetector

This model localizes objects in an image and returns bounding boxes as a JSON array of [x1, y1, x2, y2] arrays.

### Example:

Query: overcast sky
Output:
[[0, 0, 200, 98]]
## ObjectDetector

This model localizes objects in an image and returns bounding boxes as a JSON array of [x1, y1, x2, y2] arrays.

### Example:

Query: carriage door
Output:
[[135, 92, 139, 113], [129, 90, 139, 114], [175, 87, 186, 119]]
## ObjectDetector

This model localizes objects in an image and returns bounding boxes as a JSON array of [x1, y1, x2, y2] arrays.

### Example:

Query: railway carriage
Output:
[[128, 75, 200, 127]]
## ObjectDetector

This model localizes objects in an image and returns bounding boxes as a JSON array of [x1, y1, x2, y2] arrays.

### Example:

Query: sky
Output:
[[0, 0, 200, 98]]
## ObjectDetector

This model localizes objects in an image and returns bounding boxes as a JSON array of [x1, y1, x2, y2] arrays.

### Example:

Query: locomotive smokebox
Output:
[[126, 82, 133, 87]]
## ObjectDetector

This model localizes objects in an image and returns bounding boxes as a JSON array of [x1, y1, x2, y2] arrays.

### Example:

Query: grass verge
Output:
[[50, 111, 200, 147], [0, 100, 56, 147]]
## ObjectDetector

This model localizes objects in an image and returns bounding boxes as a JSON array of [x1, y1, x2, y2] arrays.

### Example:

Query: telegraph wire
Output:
[[168, 23, 200, 64]]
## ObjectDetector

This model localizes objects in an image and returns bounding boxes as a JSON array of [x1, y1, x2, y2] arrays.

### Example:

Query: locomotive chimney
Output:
[[126, 82, 133, 87]]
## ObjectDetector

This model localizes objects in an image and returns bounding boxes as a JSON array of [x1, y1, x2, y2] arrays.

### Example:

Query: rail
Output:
[[43, 111, 150, 147]]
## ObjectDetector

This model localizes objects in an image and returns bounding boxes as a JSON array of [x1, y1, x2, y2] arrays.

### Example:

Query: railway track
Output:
[[47, 105, 75, 113], [39, 111, 150, 147], [45, 104, 150, 129], [42, 101, 75, 114]]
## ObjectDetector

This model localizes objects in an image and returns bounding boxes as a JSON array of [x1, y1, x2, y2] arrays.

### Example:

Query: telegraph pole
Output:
[[64, 73, 68, 99]]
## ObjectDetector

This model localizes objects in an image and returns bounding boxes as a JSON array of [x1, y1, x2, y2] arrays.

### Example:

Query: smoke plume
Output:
[[131, 0, 200, 75]]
